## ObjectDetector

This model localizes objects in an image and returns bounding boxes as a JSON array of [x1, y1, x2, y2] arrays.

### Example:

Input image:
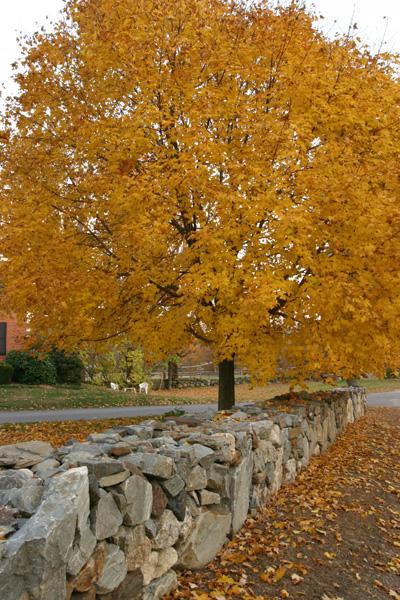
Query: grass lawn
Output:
[[0, 378, 398, 411]]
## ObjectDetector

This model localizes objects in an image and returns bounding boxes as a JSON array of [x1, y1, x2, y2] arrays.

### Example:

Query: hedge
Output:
[[6, 351, 57, 385], [0, 363, 13, 385], [48, 349, 84, 384]]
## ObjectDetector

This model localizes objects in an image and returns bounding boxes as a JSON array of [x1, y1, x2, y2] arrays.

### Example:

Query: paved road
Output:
[[0, 403, 219, 424], [0, 391, 398, 425], [366, 390, 400, 407]]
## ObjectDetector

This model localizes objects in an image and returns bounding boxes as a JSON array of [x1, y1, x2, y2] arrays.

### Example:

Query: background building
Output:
[[0, 316, 27, 360]]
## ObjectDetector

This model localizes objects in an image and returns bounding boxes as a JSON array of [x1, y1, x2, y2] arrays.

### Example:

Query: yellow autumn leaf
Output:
[[273, 566, 287, 583]]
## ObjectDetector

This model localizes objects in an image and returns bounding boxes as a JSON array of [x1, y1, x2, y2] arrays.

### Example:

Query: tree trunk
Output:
[[218, 358, 235, 410], [167, 360, 178, 389]]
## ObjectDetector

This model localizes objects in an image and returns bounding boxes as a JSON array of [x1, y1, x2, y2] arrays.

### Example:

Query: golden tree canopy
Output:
[[1, 0, 400, 382]]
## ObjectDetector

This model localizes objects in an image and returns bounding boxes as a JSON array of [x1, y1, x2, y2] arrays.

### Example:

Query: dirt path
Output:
[[169, 408, 400, 600]]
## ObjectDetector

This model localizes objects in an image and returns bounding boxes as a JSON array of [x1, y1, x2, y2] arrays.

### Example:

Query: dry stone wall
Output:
[[0, 388, 366, 600]]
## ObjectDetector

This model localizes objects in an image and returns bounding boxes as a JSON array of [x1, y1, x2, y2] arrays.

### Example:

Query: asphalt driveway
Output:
[[0, 390, 398, 424], [367, 390, 400, 407]]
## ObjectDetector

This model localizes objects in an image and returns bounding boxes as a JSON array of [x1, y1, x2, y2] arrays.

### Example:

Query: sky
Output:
[[0, 0, 399, 102]]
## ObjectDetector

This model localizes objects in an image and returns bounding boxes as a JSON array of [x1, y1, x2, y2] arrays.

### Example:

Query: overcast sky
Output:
[[0, 0, 399, 102]]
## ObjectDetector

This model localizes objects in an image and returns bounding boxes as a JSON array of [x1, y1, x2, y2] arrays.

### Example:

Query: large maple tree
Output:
[[1, 0, 400, 408]]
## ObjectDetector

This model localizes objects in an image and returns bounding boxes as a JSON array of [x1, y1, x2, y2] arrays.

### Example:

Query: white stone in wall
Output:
[[118, 474, 153, 526], [269, 447, 284, 494], [0, 467, 88, 600], [270, 424, 282, 446], [229, 439, 253, 535], [153, 509, 181, 550], [186, 465, 207, 491], [141, 547, 178, 585], [91, 489, 123, 540], [284, 458, 297, 482], [178, 505, 232, 568]]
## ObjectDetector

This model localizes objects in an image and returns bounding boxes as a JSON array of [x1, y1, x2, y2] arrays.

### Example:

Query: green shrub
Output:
[[48, 348, 84, 384], [384, 367, 398, 379], [0, 363, 13, 384], [6, 350, 57, 385]]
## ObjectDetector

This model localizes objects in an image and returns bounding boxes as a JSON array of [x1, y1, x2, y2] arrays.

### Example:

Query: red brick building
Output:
[[0, 316, 27, 360]]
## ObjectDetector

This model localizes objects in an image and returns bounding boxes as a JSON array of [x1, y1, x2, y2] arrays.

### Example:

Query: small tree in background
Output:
[[113, 342, 149, 386], [1, 0, 400, 409], [81, 343, 148, 387]]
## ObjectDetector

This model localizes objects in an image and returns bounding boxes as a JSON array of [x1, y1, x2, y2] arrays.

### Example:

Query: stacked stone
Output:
[[0, 388, 365, 600], [172, 375, 249, 388]]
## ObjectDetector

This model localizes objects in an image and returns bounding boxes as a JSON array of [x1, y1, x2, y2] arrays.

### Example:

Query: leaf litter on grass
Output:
[[167, 408, 400, 600]]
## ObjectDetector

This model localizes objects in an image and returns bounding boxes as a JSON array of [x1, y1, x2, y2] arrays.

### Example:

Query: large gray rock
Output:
[[68, 524, 96, 577], [91, 489, 123, 541], [78, 459, 129, 487], [62, 465, 96, 577], [0, 441, 53, 467], [122, 453, 175, 479], [0, 483, 44, 516], [198, 489, 220, 506], [125, 426, 154, 440], [117, 475, 152, 526], [161, 474, 185, 497], [178, 506, 232, 568], [167, 490, 187, 521], [0, 449, 46, 469], [153, 509, 180, 549], [187, 433, 236, 463], [230, 441, 253, 535], [95, 543, 127, 594], [13, 441, 54, 457], [190, 444, 216, 468], [59, 442, 104, 458], [207, 463, 230, 497], [0, 469, 35, 490], [0, 467, 88, 600], [32, 459, 61, 480], [101, 569, 143, 600], [143, 569, 178, 600], [87, 433, 121, 444], [80, 457, 126, 479], [186, 465, 207, 491]]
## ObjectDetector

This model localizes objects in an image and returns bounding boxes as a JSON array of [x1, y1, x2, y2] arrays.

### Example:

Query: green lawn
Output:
[[0, 384, 174, 411], [0, 378, 398, 411]]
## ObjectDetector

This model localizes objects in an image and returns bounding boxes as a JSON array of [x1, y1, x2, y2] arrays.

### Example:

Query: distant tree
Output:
[[81, 341, 148, 386], [1, 0, 400, 408]]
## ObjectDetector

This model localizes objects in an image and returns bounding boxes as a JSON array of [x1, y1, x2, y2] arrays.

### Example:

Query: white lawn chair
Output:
[[138, 382, 149, 394]]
